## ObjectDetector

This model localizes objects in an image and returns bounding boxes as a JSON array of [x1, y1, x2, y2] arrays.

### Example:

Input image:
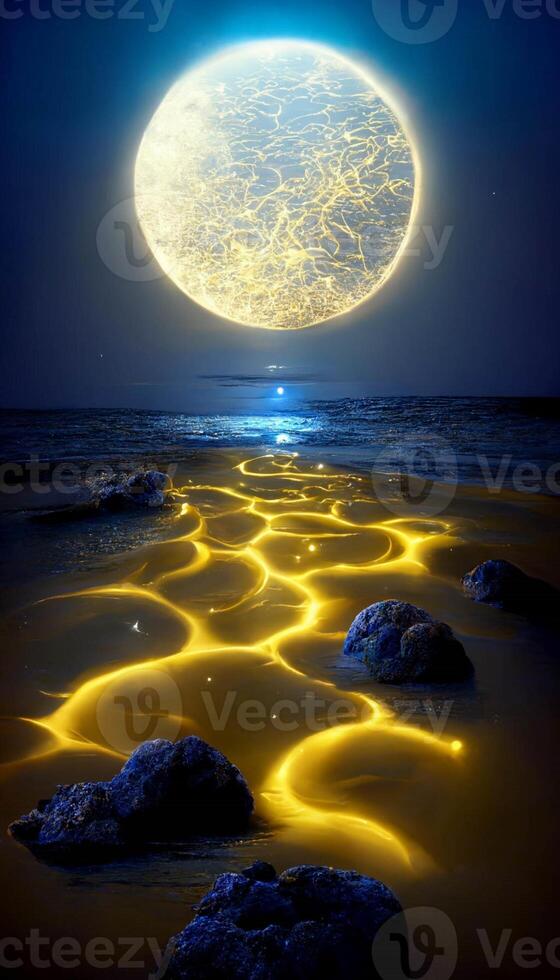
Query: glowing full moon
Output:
[[135, 40, 418, 329]]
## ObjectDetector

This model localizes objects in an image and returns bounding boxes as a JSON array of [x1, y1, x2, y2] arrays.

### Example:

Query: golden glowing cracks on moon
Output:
[[135, 41, 418, 329]]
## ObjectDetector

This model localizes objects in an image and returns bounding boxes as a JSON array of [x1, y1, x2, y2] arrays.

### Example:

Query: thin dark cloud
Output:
[[197, 373, 322, 388]]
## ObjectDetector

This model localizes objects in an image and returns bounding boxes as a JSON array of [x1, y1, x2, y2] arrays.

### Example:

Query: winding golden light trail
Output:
[[8, 454, 463, 870], [135, 40, 418, 329]]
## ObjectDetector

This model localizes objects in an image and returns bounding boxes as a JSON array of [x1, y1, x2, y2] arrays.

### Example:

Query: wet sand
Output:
[[1, 450, 559, 977]]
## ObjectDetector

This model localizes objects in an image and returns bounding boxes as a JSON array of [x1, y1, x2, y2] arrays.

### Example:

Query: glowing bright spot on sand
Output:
[[308, 543, 317, 552], [135, 40, 418, 329], [451, 740, 463, 752]]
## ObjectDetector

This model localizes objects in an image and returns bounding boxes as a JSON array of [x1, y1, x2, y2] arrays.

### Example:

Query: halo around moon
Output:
[[135, 40, 418, 330]]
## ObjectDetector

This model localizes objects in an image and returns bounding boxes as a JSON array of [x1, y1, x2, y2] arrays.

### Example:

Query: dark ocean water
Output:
[[1, 398, 560, 488]]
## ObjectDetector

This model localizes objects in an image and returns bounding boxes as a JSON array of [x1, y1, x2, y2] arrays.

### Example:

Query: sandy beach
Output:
[[1, 449, 559, 975]]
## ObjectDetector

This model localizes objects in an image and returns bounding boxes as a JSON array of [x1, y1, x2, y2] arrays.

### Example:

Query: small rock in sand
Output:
[[462, 559, 559, 616], [344, 599, 473, 683]]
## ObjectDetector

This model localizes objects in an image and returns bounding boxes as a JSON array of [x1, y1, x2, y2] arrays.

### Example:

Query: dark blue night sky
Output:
[[2, 0, 559, 409]]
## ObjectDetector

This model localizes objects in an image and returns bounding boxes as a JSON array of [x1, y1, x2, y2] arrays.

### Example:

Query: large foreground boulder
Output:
[[166, 862, 401, 979], [462, 559, 559, 616], [9, 737, 253, 863], [344, 600, 473, 683]]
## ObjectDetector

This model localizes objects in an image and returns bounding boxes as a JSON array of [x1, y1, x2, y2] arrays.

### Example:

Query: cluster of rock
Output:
[[342, 560, 559, 684], [166, 861, 401, 979], [31, 469, 172, 522], [88, 469, 172, 510], [343, 599, 473, 684], [10, 552, 559, 974], [10, 737, 401, 977], [9, 737, 253, 862]]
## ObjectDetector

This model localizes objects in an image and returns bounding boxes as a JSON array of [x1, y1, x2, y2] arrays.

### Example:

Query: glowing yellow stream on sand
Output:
[[11, 454, 463, 871]]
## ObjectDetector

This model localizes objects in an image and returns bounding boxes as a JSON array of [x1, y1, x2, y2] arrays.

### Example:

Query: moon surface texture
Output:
[[135, 40, 417, 329]]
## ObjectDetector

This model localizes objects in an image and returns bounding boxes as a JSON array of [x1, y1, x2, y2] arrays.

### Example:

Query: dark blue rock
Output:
[[9, 737, 253, 863], [110, 736, 254, 836], [240, 860, 277, 882], [396, 622, 473, 683], [166, 863, 401, 979], [30, 469, 172, 523], [93, 469, 172, 510], [194, 871, 294, 930], [8, 782, 125, 862], [344, 599, 473, 683], [167, 917, 286, 980], [462, 559, 559, 616]]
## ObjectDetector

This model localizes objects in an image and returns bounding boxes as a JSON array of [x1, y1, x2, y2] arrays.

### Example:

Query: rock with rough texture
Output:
[[462, 559, 559, 615], [240, 860, 277, 882], [344, 599, 473, 683], [91, 469, 172, 510], [29, 470, 172, 523], [110, 737, 254, 836], [9, 737, 253, 862], [166, 862, 401, 979]]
